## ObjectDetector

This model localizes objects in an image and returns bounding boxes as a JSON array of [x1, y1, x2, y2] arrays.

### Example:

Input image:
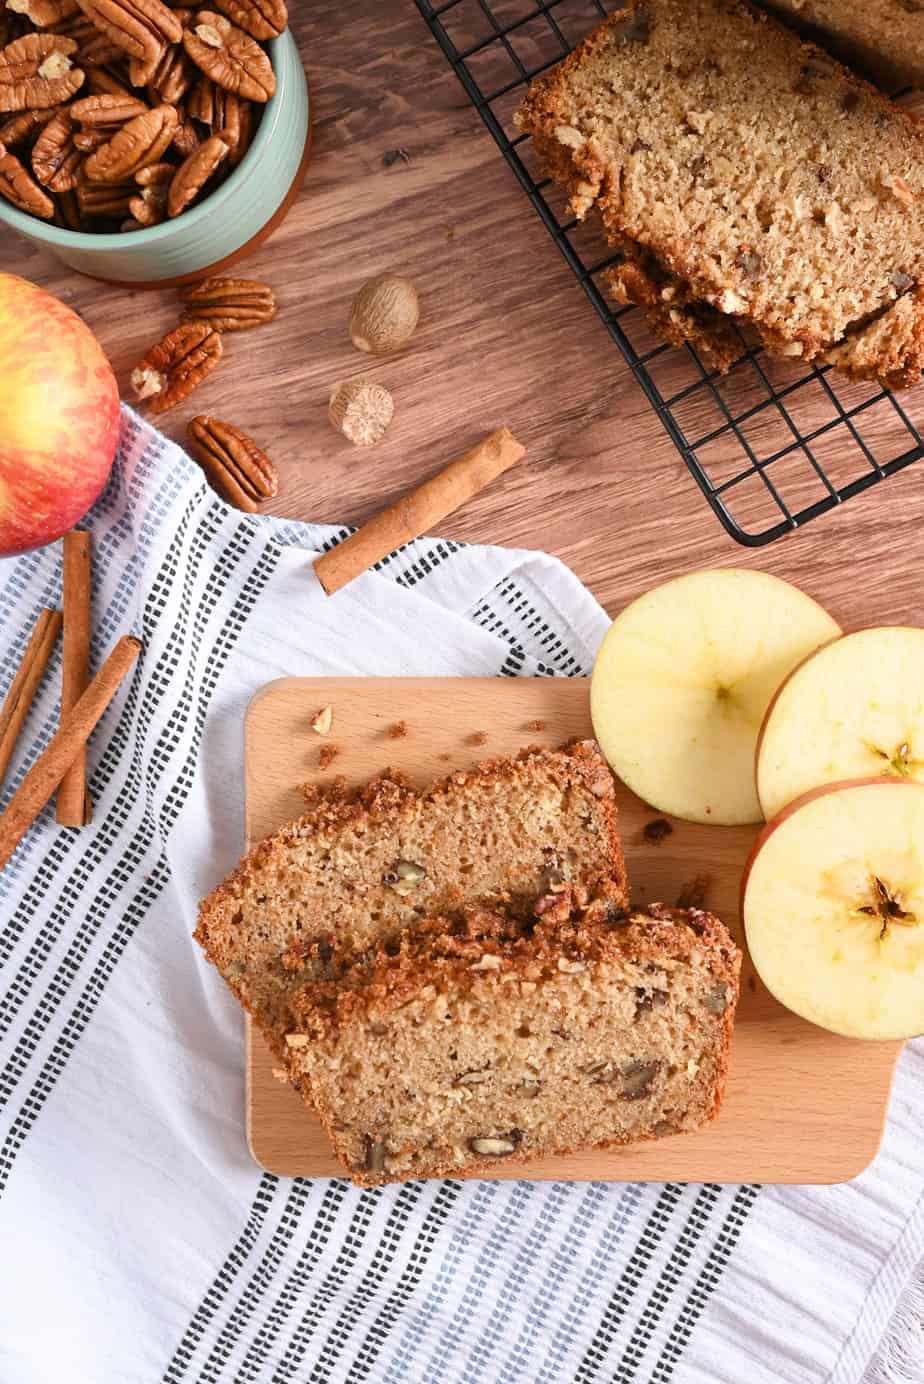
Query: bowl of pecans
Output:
[[0, 2, 309, 286]]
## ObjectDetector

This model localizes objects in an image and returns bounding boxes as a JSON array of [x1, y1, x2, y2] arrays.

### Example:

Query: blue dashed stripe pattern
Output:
[[0, 409, 760, 1384]]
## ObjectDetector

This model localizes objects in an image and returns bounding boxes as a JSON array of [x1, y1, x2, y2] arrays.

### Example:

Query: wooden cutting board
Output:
[[245, 677, 901, 1183]]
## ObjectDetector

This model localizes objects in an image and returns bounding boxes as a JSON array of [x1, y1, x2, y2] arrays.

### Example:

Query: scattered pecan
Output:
[[130, 321, 222, 413], [0, 105, 57, 144], [0, 33, 84, 110], [165, 126, 225, 214], [187, 414, 277, 510], [70, 91, 148, 125], [83, 100, 176, 180], [76, 0, 183, 63], [179, 274, 275, 330], [30, 105, 79, 187], [183, 10, 274, 101], [6, 0, 80, 27], [0, 138, 54, 213], [211, 0, 286, 41]]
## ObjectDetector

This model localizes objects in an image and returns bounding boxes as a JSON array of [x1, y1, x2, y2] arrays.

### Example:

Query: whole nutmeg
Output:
[[349, 273, 419, 355], [329, 378, 395, 446]]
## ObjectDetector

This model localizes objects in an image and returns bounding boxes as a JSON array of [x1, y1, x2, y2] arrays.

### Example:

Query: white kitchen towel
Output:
[[0, 407, 921, 1384]]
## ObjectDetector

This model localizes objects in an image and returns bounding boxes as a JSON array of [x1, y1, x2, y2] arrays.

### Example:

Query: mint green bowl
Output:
[[0, 30, 309, 287]]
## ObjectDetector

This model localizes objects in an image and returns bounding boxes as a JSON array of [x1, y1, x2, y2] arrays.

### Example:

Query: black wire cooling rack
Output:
[[415, 0, 924, 545]]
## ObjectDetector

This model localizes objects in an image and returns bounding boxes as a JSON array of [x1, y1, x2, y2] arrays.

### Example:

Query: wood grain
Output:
[[6, 2, 924, 630], [246, 677, 901, 1184]]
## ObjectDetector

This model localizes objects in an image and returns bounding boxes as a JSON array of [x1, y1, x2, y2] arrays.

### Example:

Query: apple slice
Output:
[[757, 626, 924, 821], [590, 569, 841, 824], [743, 779, 924, 1040]]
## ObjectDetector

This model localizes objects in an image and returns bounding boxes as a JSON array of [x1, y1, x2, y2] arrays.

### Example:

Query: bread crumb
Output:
[[311, 705, 333, 735], [271, 1068, 288, 1083], [439, 751, 452, 761], [319, 744, 340, 770], [300, 774, 349, 806], [747, 974, 757, 993], [676, 875, 711, 910], [469, 731, 488, 746], [643, 818, 673, 844], [388, 721, 408, 739], [525, 718, 546, 732]]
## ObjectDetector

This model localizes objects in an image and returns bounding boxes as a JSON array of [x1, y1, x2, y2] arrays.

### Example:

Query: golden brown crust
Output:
[[287, 902, 741, 1185], [194, 739, 629, 1060]]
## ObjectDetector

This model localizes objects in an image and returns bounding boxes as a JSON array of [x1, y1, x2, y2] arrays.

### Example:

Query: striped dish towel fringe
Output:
[[0, 408, 921, 1384]]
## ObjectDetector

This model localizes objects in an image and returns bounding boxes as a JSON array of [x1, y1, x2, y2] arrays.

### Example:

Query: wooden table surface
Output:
[[6, 0, 924, 627]]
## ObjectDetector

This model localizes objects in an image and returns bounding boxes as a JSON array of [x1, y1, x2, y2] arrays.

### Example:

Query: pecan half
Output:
[[170, 107, 198, 156], [130, 321, 222, 413], [127, 180, 164, 222], [165, 126, 226, 215], [0, 34, 84, 111], [0, 139, 54, 214], [186, 414, 277, 510], [183, 11, 274, 101], [7, 0, 80, 26], [84, 64, 133, 97], [180, 274, 275, 330], [70, 91, 148, 125], [76, 173, 133, 212], [31, 107, 80, 188], [211, 0, 285, 41], [139, 39, 194, 101], [0, 106, 58, 145], [55, 182, 81, 225], [73, 125, 108, 151], [76, 0, 183, 63], [83, 100, 176, 180]]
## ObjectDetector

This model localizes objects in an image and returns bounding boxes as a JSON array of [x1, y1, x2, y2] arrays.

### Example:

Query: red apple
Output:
[[0, 273, 120, 556]]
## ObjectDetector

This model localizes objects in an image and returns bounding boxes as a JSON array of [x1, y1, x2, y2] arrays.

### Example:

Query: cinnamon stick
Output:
[[313, 426, 527, 596], [57, 530, 92, 826], [0, 607, 63, 787], [0, 634, 142, 871]]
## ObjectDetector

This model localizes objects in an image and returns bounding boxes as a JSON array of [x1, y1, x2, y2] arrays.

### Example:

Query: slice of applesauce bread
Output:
[[285, 897, 741, 1185], [515, 0, 924, 385], [195, 741, 628, 1057]]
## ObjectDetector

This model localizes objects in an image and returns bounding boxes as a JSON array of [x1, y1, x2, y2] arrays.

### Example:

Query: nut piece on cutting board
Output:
[[743, 778, 924, 1040], [329, 378, 394, 446], [590, 569, 841, 825], [349, 274, 419, 355], [186, 414, 277, 511], [131, 321, 222, 413], [756, 626, 924, 821]]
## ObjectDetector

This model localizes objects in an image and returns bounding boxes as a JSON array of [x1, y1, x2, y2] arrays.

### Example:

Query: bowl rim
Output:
[[0, 28, 300, 250]]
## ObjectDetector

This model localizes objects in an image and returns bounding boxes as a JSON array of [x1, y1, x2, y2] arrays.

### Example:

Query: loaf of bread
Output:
[[285, 898, 741, 1185], [761, 0, 924, 91], [195, 741, 628, 1056], [516, 0, 924, 386]]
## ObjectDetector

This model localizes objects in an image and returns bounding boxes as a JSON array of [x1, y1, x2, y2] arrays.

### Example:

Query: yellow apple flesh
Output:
[[0, 273, 120, 556], [590, 569, 841, 824], [757, 626, 924, 820], [743, 778, 924, 1040]]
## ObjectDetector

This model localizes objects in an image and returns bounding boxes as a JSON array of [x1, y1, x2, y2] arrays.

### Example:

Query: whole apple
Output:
[[0, 273, 120, 557]]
